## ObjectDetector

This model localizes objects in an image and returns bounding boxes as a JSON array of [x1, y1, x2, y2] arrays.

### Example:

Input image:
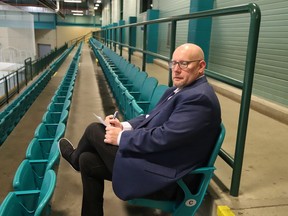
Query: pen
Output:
[[113, 111, 118, 119]]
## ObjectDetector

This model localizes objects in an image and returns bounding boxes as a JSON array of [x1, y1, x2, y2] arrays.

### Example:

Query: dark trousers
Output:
[[71, 122, 118, 216], [71, 123, 182, 216]]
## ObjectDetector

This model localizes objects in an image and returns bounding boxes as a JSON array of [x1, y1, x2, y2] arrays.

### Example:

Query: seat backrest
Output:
[[147, 84, 169, 112], [42, 110, 69, 124], [126, 66, 140, 84], [118, 58, 130, 74], [46, 140, 61, 170], [121, 63, 134, 78], [123, 90, 135, 120], [26, 138, 54, 160], [34, 170, 57, 216], [25, 139, 59, 187], [47, 100, 71, 112], [43, 111, 62, 123], [34, 123, 56, 139], [7, 170, 57, 216], [34, 123, 65, 141], [207, 123, 226, 166], [13, 159, 39, 191], [129, 71, 147, 92], [131, 100, 144, 119], [0, 192, 28, 216], [138, 77, 158, 101]]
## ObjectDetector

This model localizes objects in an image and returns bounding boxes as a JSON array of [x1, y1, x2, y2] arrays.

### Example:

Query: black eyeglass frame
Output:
[[168, 60, 202, 69]]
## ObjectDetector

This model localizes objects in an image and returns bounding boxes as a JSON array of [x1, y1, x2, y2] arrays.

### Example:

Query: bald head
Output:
[[173, 43, 204, 61], [171, 43, 206, 88]]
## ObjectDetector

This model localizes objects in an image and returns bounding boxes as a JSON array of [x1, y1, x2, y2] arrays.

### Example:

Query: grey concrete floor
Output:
[[1, 42, 288, 216]]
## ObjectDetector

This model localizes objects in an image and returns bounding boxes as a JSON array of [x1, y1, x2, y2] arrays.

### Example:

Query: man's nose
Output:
[[173, 64, 181, 72]]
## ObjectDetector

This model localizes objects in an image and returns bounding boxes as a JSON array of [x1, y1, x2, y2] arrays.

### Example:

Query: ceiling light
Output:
[[73, 13, 83, 16], [71, 10, 83, 13], [64, 0, 82, 3], [96, 0, 101, 3], [94, 6, 98, 10]]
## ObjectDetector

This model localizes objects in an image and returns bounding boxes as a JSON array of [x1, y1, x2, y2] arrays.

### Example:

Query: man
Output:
[[59, 43, 221, 215]]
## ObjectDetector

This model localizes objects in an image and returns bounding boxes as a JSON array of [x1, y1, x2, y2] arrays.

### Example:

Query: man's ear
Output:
[[199, 60, 206, 73]]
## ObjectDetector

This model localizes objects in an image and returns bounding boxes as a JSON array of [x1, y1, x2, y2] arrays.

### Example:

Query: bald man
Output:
[[59, 43, 222, 216]]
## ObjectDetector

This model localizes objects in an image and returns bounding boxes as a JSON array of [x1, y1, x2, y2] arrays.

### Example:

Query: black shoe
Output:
[[58, 138, 79, 171]]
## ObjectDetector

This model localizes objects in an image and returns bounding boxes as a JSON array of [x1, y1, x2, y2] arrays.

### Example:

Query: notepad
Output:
[[93, 113, 107, 126]]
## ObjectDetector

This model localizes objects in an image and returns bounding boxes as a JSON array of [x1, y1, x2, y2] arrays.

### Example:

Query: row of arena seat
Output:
[[0, 42, 83, 216], [89, 38, 169, 120], [0, 44, 75, 146]]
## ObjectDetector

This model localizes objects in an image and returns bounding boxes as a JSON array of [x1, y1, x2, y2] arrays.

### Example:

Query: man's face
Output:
[[171, 58, 202, 88], [170, 44, 205, 88]]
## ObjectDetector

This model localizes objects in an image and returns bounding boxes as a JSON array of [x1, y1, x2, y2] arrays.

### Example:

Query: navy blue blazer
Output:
[[112, 76, 221, 200]]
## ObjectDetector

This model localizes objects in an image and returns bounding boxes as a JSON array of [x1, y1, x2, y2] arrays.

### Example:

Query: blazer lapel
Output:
[[135, 88, 177, 129]]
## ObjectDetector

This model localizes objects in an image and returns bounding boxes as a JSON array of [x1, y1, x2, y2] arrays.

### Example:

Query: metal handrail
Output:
[[93, 3, 261, 196]]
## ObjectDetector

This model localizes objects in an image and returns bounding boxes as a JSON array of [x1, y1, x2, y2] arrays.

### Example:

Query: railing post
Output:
[[113, 23, 117, 52], [169, 20, 177, 87], [16, 70, 20, 93], [142, 25, 147, 72], [230, 3, 261, 197], [24, 57, 32, 83], [128, 25, 132, 62], [4, 77, 9, 104], [128, 16, 137, 62]]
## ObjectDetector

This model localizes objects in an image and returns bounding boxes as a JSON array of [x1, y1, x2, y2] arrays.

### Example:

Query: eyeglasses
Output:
[[168, 60, 202, 69]]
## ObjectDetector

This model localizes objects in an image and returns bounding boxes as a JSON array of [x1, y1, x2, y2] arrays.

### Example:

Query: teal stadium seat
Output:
[[128, 123, 226, 216], [124, 71, 148, 92], [55, 89, 71, 98], [118, 64, 136, 82], [14, 140, 60, 188], [119, 66, 139, 86], [26, 138, 54, 160], [13, 159, 43, 191], [26, 138, 60, 171], [34, 122, 66, 142], [131, 100, 144, 119], [130, 77, 158, 113], [0, 170, 56, 216], [47, 100, 71, 112], [123, 90, 135, 120], [127, 84, 168, 116], [42, 110, 69, 124], [117, 81, 128, 115], [51, 91, 73, 102], [146, 85, 169, 113]]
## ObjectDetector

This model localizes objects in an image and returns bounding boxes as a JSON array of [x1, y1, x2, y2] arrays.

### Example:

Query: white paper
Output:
[[93, 113, 107, 126]]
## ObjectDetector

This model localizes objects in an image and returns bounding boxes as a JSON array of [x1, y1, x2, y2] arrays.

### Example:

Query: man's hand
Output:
[[104, 115, 123, 128], [104, 125, 122, 145]]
